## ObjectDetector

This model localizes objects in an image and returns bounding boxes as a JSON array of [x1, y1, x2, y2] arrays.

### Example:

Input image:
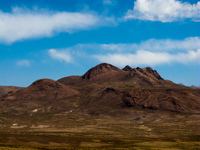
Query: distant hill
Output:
[[0, 86, 23, 97], [1, 63, 200, 114], [190, 85, 200, 88], [1, 79, 79, 101], [178, 83, 185, 86], [179, 83, 200, 88]]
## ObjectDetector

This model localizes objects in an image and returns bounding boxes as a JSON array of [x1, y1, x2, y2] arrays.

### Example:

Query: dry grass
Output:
[[0, 111, 199, 149]]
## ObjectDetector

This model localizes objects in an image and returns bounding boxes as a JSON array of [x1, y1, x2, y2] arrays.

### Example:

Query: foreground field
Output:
[[0, 140, 200, 149], [0, 110, 199, 149]]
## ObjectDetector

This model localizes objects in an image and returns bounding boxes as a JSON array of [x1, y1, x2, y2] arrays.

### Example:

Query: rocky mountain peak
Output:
[[122, 65, 132, 71], [82, 63, 121, 80], [143, 67, 163, 80]]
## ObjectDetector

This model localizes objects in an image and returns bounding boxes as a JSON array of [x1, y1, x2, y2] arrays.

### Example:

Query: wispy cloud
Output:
[[103, 0, 117, 5], [16, 59, 31, 67], [100, 37, 200, 52], [125, 0, 200, 22], [94, 49, 200, 67], [0, 7, 115, 44], [66, 37, 200, 52], [49, 49, 72, 63]]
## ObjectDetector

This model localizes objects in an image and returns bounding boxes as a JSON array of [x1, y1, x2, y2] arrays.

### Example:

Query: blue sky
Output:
[[0, 0, 199, 87]]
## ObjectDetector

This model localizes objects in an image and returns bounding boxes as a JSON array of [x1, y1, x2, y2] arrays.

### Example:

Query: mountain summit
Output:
[[82, 63, 122, 80], [122, 65, 132, 71]]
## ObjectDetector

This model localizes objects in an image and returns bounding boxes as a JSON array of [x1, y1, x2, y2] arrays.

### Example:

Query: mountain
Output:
[[1, 63, 200, 114], [0, 86, 23, 97], [58, 63, 126, 85], [190, 85, 200, 88], [59, 63, 173, 88]]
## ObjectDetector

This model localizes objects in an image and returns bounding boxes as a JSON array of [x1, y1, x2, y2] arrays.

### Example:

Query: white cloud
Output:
[[94, 49, 200, 67], [100, 37, 200, 52], [0, 7, 113, 43], [125, 0, 200, 22], [16, 59, 30, 67], [49, 49, 72, 63]]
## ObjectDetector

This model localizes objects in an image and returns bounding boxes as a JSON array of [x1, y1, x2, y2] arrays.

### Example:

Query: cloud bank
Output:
[[0, 7, 112, 43], [48, 37, 200, 66], [94, 37, 200, 66], [125, 0, 200, 22]]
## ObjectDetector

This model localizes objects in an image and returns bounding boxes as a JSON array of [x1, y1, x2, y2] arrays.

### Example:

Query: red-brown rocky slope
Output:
[[84, 87, 200, 113]]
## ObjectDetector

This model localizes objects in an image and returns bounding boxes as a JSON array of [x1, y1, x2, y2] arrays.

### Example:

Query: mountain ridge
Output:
[[0, 63, 200, 114]]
